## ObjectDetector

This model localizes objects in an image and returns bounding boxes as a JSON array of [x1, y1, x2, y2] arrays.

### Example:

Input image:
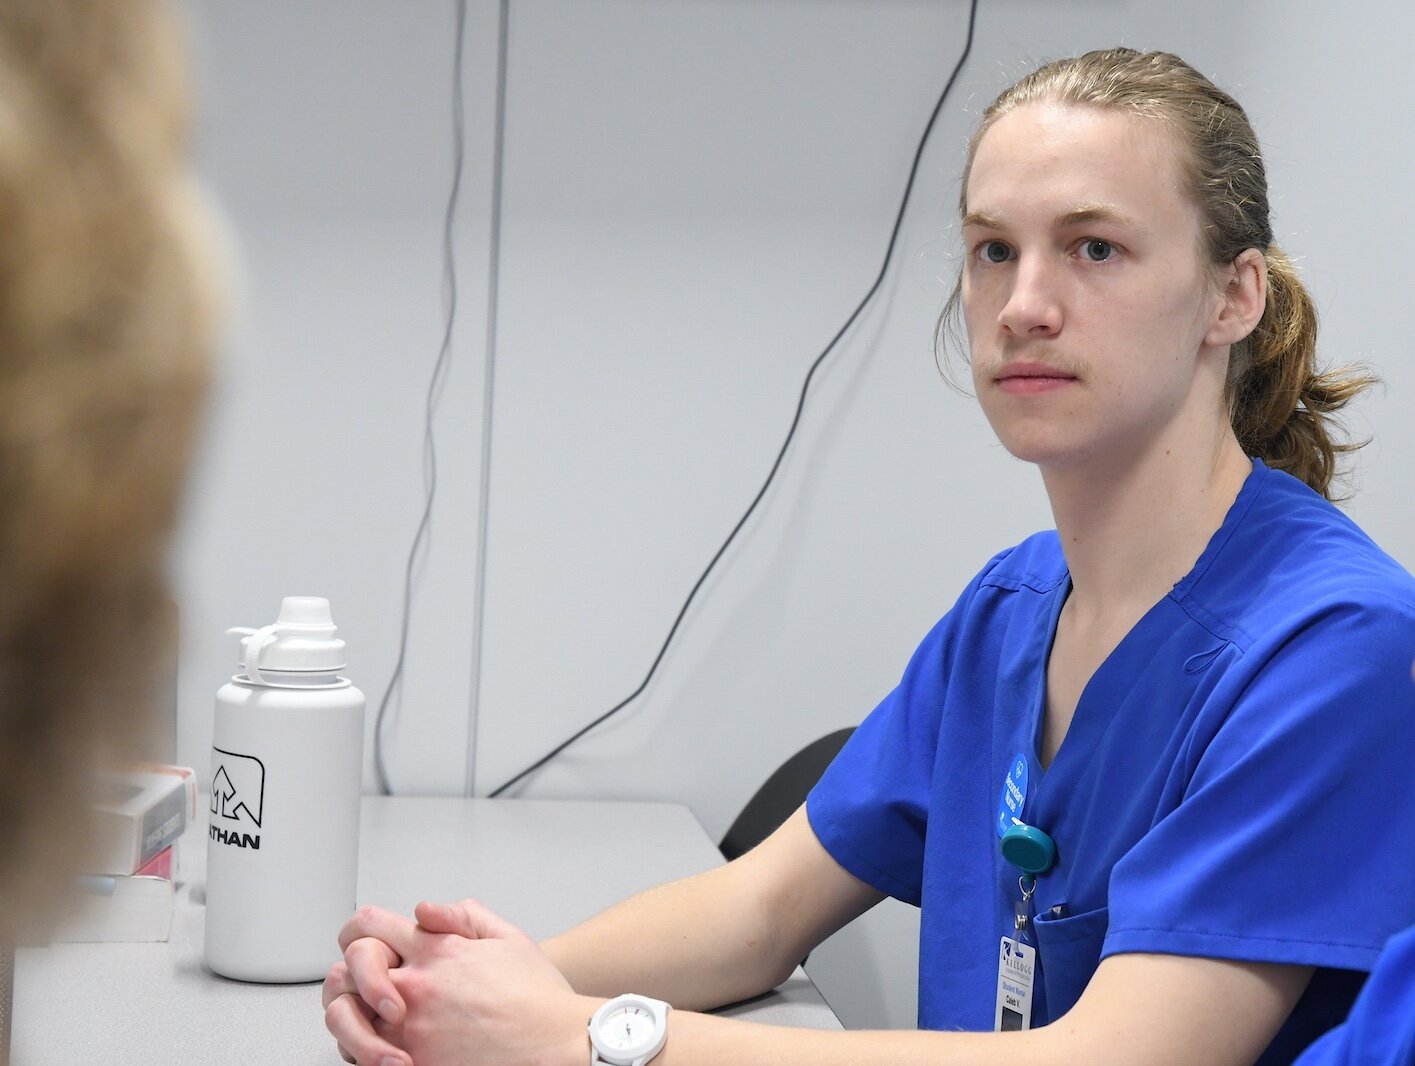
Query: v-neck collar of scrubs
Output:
[[1027, 456, 1265, 797]]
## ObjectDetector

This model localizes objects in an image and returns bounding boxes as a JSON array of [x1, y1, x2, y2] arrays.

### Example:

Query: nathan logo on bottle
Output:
[[209, 748, 264, 850]]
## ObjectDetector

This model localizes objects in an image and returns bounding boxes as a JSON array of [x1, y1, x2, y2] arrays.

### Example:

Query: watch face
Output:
[[594, 1002, 658, 1054]]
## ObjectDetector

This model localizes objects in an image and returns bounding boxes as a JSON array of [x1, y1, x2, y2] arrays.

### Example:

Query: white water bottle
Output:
[[204, 596, 364, 982]]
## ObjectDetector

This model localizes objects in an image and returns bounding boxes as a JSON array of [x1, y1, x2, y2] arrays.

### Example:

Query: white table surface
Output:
[[13, 796, 839, 1063]]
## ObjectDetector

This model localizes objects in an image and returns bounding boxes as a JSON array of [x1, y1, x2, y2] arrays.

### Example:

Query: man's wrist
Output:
[[571, 994, 607, 1066]]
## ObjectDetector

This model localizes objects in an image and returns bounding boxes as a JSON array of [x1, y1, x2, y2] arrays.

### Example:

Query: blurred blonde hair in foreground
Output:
[[0, 0, 217, 947]]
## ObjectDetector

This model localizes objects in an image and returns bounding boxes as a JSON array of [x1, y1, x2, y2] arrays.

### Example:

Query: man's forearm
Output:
[[542, 862, 799, 1011], [667, 1011, 1024, 1066], [542, 807, 883, 1012], [651, 952, 1310, 1066]]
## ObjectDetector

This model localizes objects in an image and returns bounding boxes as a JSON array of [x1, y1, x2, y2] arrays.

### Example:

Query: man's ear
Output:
[[1206, 248, 1267, 348]]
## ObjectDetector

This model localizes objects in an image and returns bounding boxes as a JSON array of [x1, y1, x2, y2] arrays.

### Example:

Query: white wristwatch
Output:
[[587, 993, 672, 1066]]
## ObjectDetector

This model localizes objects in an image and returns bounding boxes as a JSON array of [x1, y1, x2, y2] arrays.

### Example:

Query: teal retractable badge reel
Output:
[[1001, 822, 1056, 881], [993, 754, 1056, 1033]]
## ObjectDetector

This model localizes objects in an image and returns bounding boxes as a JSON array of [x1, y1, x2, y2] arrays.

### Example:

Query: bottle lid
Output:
[[229, 596, 347, 685]]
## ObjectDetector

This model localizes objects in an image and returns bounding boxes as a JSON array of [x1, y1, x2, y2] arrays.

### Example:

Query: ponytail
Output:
[[1228, 247, 1377, 501]]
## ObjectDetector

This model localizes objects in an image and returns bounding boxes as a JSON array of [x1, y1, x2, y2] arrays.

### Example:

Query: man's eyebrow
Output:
[[960, 205, 1142, 230], [961, 211, 1004, 230], [1054, 204, 1140, 229]]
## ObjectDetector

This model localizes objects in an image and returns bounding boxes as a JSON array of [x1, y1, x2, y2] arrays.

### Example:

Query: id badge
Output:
[[993, 936, 1034, 1031]]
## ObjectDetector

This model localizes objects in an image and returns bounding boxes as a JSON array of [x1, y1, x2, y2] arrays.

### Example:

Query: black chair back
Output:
[[719, 727, 855, 862]]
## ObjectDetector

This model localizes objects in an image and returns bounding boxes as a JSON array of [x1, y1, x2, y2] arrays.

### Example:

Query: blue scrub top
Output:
[[1293, 925, 1415, 1066], [807, 459, 1415, 1062]]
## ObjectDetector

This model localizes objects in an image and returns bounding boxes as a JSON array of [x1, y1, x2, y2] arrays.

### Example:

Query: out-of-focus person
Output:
[[0, 0, 216, 954]]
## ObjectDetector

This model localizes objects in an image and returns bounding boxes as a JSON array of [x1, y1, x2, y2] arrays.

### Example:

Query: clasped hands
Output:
[[322, 898, 598, 1066]]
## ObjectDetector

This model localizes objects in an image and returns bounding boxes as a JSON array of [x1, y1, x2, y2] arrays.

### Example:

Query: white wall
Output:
[[176, 0, 1415, 1032], [177, 0, 500, 795]]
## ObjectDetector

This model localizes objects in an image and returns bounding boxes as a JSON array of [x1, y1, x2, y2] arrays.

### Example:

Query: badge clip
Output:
[[1000, 820, 1056, 878]]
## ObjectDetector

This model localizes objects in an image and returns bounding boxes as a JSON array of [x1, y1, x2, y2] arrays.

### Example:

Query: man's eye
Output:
[[1082, 239, 1114, 262], [980, 241, 1012, 264]]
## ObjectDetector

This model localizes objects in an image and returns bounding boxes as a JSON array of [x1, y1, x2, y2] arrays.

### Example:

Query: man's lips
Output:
[[994, 361, 1078, 394]]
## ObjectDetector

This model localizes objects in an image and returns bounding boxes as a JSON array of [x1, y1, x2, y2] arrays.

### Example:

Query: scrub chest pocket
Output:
[[1032, 903, 1109, 1019]]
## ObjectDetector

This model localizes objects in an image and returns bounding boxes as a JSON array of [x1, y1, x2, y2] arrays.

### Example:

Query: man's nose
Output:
[[996, 257, 1063, 337]]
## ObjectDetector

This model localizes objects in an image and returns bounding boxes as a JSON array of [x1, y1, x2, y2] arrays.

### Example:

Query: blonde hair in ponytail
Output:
[[1230, 248, 1376, 500], [939, 48, 1374, 500]]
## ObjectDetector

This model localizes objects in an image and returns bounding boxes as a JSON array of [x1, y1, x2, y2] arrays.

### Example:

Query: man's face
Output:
[[961, 102, 1224, 471]]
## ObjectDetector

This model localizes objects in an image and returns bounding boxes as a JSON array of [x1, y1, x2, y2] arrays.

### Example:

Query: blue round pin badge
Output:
[[996, 753, 1028, 838]]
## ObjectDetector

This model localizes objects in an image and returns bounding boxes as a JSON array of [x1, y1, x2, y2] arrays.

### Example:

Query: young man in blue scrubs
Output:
[[323, 48, 1415, 1066]]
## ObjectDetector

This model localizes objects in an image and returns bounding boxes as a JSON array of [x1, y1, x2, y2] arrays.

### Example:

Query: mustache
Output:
[[973, 352, 1090, 379]]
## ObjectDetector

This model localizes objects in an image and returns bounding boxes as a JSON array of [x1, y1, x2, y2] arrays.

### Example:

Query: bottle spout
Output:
[[277, 596, 334, 628], [227, 599, 347, 686]]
